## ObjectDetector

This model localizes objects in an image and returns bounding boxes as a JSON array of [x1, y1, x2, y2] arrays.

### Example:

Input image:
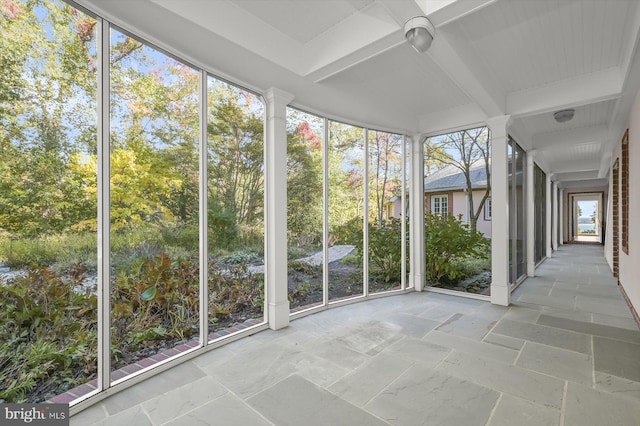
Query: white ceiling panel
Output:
[[233, 0, 375, 44], [454, 0, 633, 93], [523, 99, 616, 135], [323, 43, 471, 115]]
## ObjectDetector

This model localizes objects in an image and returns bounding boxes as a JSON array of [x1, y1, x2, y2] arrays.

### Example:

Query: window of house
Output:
[[484, 197, 492, 220], [431, 194, 448, 217]]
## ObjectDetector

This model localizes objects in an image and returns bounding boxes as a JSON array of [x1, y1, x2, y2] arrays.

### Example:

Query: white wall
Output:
[[451, 190, 492, 238], [619, 89, 640, 319]]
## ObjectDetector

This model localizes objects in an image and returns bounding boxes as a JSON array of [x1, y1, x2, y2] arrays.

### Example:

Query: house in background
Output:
[[387, 161, 492, 238], [424, 161, 491, 237]]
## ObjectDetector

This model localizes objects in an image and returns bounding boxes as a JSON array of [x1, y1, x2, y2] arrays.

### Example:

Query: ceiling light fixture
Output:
[[554, 109, 575, 123], [404, 16, 435, 53]]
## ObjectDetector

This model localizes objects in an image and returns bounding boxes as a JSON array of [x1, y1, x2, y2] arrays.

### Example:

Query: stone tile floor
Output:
[[72, 244, 640, 425]]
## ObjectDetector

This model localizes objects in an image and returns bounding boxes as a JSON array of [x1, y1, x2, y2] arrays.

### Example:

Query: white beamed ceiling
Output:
[[80, 0, 640, 189]]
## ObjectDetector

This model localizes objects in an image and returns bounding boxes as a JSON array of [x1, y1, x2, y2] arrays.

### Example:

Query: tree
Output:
[[368, 131, 403, 227], [327, 122, 364, 243], [207, 83, 264, 232], [287, 121, 323, 247], [0, 0, 98, 237], [429, 127, 490, 233]]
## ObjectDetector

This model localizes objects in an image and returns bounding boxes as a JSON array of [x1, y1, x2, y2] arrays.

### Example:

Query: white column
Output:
[[97, 20, 111, 391], [559, 189, 564, 245], [552, 181, 559, 251], [546, 175, 552, 258], [410, 133, 425, 291], [526, 152, 535, 276], [264, 88, 293, 330], [487, 116, 511, 306]]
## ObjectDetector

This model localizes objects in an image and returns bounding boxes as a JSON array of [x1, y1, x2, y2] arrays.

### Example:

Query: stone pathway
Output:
[[249, 245, 355, 274]]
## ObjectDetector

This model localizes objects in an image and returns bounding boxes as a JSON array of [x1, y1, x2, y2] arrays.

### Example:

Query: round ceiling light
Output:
[[404, 16, 435, 53], [554, 109, 575, 123]]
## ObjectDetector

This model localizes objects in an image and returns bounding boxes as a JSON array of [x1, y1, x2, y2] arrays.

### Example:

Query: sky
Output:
[[578, 200, 597, 218]]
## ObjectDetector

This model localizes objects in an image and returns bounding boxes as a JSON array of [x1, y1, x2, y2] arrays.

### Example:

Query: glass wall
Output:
[[0, 0, 410, 405], [534, 164, 546, 264], [328, 121, 365, 302], [508, 138, 526, 285], [207, 78, 265, 338], [0, 0, 98, 402], [286, 108, 324, 311], [423, 127, 492, 294], [368, 131, 405, 294], [109, 28, 201, 382]]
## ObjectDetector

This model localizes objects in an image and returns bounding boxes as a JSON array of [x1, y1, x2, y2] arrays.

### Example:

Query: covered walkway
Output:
[[73, 244, 640, 426]]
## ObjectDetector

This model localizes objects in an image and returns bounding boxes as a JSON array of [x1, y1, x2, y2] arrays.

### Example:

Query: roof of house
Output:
[[424, 161, 489, 192]]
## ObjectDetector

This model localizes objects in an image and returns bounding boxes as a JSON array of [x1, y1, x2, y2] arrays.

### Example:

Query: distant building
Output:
[[387, 161, 492, 238]]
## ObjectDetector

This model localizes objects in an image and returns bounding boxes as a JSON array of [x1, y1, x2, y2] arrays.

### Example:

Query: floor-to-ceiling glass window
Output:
[[328, 121, 364, 302], [423, 127, 492, 295], [404, 137, 411, 288], [207, 77, 265, 337], [109, 29, 200, 381], [368, 130, 405, 294], [286, 108, 324, 311], [534, 164, 547, 264], [0, 0, 98, 402], [508, 138, 526, 286]]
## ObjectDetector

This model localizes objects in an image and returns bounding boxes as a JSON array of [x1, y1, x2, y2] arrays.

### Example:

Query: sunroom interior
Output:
[[1, 0, 640, 424]]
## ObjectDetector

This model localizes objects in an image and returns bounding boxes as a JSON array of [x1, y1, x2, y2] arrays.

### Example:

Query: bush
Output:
[[424, 214, 489, 284], [208, 202, 239, 250], [0, 265, 98, 403], [352, 218, 407, 283], [0, 233, 96, 270], [1, 251, 265, 403]]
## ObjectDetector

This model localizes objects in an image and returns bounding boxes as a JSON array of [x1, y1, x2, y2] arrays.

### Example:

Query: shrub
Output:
[[0, 233, 96, 269], [424, 214, 489, 284], [0, 265, 98, 403], [351, 218, 407, 283], [207, 202, 238, 250]]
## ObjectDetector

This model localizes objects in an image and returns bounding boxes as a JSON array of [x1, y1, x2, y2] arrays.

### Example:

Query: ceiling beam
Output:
[[418, 103, 486, 134], [548, 159, 601, 174], [507, 68, 622, 118], [425, 0, 498, 27], [427, 27, 506, 117]]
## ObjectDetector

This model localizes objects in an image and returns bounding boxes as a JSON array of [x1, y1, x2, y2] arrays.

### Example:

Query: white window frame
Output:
[[485, 197, 492, 220], [431, 194, 448, 217]]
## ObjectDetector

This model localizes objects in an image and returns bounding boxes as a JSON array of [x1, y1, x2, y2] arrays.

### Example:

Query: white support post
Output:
[[97, 18, 111, 391], [552, 181, 559, 251], [264, 88, 293, 330], [487, 116, 511, 306], [198, 70, 208, 345], [526, 152, 535, 276], [546, 175, 553, 258], [559, 189, 564, 245], [410, 134, 425, 291]]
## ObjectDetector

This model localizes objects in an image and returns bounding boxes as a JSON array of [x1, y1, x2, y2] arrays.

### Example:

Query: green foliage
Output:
[[219, 251, 260, 265], [287, 126, 323, 247], [208, 200, 239, 251], [0, 250, 266, 403], [353, 218, 406, 283], [424, 214, 489, 284], [0, 265, 98, 403], [0, 232, 96, 269]]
